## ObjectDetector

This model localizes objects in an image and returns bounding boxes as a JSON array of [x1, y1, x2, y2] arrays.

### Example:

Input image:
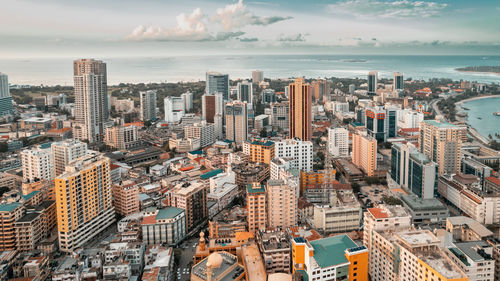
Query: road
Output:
[[175, 236, 199, 281]]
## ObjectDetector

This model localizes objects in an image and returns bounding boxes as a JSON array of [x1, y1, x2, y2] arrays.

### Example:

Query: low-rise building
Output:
[[444, 240, 495, 281], [233, 162, 269, 191], [400, 194, 449, 226], [313, 189, 362, 235], [256, 230, 291, 274], [141, 207, 186, 245]]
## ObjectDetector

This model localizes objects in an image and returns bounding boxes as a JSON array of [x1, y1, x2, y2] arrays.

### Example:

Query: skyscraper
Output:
[[311, 79, 330, 102], [393, 72, 404, 91], [181, 91, 193, 112], [140, 90, 157, 121], [367, 71, 378, 94], [289, 78, 312, 141], [73, 59, 109, 142], [225, 101, 248, 145], [51, 139, 88, 177], [55, 152, 115, 252], [0, 73, 13, 117], [365, 105, 398, 142], [270, 101, 289, 132], [202, 93, 223, 123], [252, 70, 264, 83], [419, 120, 467, 175], [206, 72, 229, 101], [352, 132, 377, 176], [237, 80, 253, 106]]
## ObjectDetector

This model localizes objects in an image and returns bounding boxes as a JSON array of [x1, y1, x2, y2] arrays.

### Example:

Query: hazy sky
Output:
[[1, 0, 499, 58]]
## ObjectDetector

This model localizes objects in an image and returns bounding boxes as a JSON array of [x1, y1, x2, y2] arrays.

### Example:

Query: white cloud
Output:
[[127, 8, 212, 41], [278, 33, 308, 42], [213, 0, 291, 31], [328, 0, 447, 19]]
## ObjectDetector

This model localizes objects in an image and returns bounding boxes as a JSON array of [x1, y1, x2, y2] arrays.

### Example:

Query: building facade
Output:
[[289, 78, 312, 141], [51, 139, 88, 177], [184, 121, 216, 148], [352, 132, 377, 176], [275, 138, 313, 172], [225, 101, 248, 145], [206, 72, 229, 100], [140, 90, 157, 121], [266, 179, 297, 229], [327, 127, 349, 157], [141, 207, 186, 245], [246, 183, 266, 234], [21, 146, 54, 182], [243, 139, 275, 165], [0, 73, 13, 116]]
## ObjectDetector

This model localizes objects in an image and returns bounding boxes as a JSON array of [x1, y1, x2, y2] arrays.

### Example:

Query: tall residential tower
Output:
[[289, 78, 312, 141]]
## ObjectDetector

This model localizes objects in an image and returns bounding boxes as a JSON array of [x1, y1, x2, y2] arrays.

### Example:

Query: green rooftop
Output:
[[247, 139, 274, 147], [309, 234, 357, 268], [200, 169, 223, 180], [246, 184, 266, 194], [156, 207, 184, 220], [423, 120, 459, 128], [0, 202, 22, 212], [22, 190, 40, 201]]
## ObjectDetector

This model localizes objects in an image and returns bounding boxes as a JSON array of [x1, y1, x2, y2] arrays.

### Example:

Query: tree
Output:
[[382, 196, 403, 206], [259, 128, 267, 138], [0, 142, 8, 153]]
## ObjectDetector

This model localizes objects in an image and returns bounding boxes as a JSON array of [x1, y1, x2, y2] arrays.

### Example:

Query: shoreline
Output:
[[456, 70, 500, 76], [456, 95, 500, 106]]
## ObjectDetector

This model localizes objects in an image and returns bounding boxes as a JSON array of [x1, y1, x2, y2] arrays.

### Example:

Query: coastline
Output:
[[456, 95, 500, 106], [456, 70, 500, 76]]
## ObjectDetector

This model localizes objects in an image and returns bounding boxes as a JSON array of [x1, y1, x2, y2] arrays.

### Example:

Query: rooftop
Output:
[[451, 241, 492, 263], [400, 195, 448, 211], [309, 234, 357, 268], [367, 204, 409, 219], [0, 202, 21, 212], [423, 119, 463, 129], [200, 169, 223, 180], [246, 183, 266, 194], [156, 207, 184, 220]]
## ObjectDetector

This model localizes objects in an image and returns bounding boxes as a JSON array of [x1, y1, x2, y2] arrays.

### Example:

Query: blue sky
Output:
[[1, 0, 499, 57]]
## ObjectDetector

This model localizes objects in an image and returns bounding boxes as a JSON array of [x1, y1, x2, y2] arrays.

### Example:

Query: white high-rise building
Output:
[[140, 90, 157, 121], [51, 140, 88, 177], [21, 146, 54, 182], [73, 59, 109, 142], [274, 139, 313, 172], [252, 70, 264, 83], [0, 73, 13, 116], [237, 81, 253, 106], [181, 91, 193, 112], [397, 109, 424, 129], [327, 127, 349, 157], [164, 96, 185, 123]]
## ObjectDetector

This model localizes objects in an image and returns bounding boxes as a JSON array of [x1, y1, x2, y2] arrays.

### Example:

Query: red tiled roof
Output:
[[368, 208, 389, 219], [142, 215, 157, 225], [47, 128, 72, 133], [110, 163, 120, 170], [125, 122, 144, 127], [486, 177, 500, 186], [461, 190, 482, 204], [179, 166, 194, 171]]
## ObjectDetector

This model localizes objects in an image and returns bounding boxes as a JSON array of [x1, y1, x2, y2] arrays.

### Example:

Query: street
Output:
[[175, 236, 199, 281]]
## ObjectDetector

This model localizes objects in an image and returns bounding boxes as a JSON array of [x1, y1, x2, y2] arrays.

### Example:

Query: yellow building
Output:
[[292, 234, 368, 281], [55, 152, 116, 253], [246, 183, 266, 234], [352, 132, 377, 176], [243, 139, 275, 165]]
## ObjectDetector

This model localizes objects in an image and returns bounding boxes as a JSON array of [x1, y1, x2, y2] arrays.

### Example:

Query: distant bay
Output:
[[1, 55, 500, 86]]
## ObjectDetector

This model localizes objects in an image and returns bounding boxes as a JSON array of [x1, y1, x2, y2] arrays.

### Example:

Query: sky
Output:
[[0, 0, 499, 58]]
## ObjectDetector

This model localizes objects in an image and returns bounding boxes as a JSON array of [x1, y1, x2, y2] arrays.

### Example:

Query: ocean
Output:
[[460, 96, 500, 140], [1, 55, 500, 86]]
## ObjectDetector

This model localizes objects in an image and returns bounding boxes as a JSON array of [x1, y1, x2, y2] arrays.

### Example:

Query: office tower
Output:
[[420, 120, 467, 175], [252, 70, 264, 83], [181, 91, 193, 112], [327, 127, 349, 157], [292, 234, 368, 281], [393, 72, 404, 91], [184, 121, 216, 148], [202, 93, 223, 123], [170, 182, 207, 231], [0, 73, 13, 116], [225, 101, 248, 145], [270, 102, 289, 131], [266, 179, 297, 229], [246, 183, 266, 234], [112, 180, 139, 217], [365, 105, 398, 142], [206, 72, 229, 100], [21, 146, 54, 182], [243, 139, 275, 165], [261, 89, 277, 104], [390, 143, 437, 199], [55, 152, 115, 252], [289, 78, 312, 141], [164, 96, 185, 123], [51, 139, 88, 177], [0, 203, 25, 251], [311, 79, 329, 101], [367, 71, 378, 94], [352, 132, 377, 176], [73, 59, 109, 142], [274, 139, 313, 172], [140, 90, 157, 121], [104, 124, 138, 150], [237, 80, 253, 106], [213, 113, 223, 140], [368, 229, 467, 281]]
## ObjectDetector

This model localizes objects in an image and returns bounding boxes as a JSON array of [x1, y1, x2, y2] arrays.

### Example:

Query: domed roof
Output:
[[206, 253, 223, 269]]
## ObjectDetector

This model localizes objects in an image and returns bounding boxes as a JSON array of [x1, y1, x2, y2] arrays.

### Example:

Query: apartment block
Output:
[[21, 146, 54, 182], [275, 138, 313, 172], [169, 181, 207, 231], [327, 127, 349, 157], [112, 180, 139, 217], [313, 189, 362, 235], [352, 132, 377, 176], [266, 179, 297, 229], [51, 139, 88, 177], [184, 121, 216, 148], [0, 203, 25, 251], [246, 183, 266, 234], [256, 230, 291, 274], [289, 78, 312, 141], [243, 139, 275, 165]]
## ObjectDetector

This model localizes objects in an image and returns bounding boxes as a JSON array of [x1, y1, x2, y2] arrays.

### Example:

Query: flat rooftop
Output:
[[401, 195, 448, 211], [242, 244, 267, 281], [309, 234, 357, 268]]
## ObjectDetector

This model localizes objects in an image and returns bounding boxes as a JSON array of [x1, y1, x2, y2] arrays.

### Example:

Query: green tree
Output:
[[260, 128, 267, 138], [0, 142, 8, 153]]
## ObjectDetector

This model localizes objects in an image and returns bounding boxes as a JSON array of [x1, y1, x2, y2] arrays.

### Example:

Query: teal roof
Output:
[[156, 207, 184, 220], [39, 142, 53, 149], [22, 191, 40, 201], [309, 234, 357, 268], [0, 202, 22, 212], [350, 122, 364, 127], [247, 139, 274, 146], [246, 184, 266, 194], [423, 120, 458, 128], [200, 169, 223, 180], [188, 150, 203, 155]]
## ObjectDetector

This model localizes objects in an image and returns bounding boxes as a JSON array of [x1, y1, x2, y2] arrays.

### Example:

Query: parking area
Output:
[[175, 236, 199, 281], [358, 185, 391, 208]]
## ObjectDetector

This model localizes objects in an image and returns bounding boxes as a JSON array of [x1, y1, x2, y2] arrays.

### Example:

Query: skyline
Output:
[[1, 0, 500, 58]]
